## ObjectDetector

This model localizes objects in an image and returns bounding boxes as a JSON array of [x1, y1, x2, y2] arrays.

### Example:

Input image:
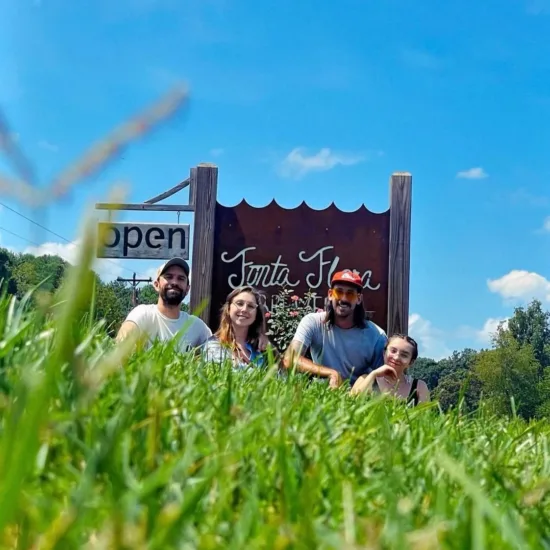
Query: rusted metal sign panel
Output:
[[210, 200, 390, 331]]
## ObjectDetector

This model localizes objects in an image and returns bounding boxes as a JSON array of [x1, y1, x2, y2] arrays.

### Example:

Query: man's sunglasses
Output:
[[330, 287, 360, 300]]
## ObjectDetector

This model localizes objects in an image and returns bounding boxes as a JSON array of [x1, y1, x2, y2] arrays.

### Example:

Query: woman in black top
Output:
[[350, 334, 430, 405]]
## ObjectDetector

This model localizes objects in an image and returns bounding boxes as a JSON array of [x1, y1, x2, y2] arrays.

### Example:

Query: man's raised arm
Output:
[[282, 313, 343, 388], [283, 340, 342, 387], [116, 320, 139, 343]]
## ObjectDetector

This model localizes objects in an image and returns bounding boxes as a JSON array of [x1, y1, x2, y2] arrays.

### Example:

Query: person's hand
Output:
[[350, 374, 371, 395], [375, 364, 398, 383], [350, 365, 398, 396], [328, 369, 343, 389]]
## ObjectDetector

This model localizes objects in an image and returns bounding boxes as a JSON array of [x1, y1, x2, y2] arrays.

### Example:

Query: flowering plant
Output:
[[264, 287, 324, 354]]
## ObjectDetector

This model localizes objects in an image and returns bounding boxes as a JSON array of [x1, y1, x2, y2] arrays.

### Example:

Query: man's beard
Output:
[[160, 286, 184, 306], [334, 300, 353, 317]]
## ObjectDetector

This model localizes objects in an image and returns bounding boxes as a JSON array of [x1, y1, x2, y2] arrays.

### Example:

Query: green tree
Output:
[[138, 283, 158, 305], [435, 370, 483, 412], [93, 280, 133, 336], [497, 299, 550, 370], [408, 357, 441, 390], [535, 368, 550, 418], [0, 248, 17, 294], [409, 349, 480, 393], [473, 332, 541, 420], [10, 253, 68, 298], [437, 348, 479, 378]]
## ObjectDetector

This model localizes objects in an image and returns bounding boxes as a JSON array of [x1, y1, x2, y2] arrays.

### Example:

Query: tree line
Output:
[[0, 246, 161, 336], [1, 246, 549, 420], [408, 299, 550, 419]]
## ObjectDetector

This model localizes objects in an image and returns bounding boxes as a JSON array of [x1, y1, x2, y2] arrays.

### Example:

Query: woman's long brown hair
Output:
[[215, 286, 267, 352]]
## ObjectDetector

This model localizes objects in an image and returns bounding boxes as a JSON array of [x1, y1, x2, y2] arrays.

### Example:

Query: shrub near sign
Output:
[[97, 222, 190, 260]]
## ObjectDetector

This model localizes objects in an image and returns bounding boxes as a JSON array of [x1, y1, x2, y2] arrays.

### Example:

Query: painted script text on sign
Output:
[[97, 222, 190, 260], [221, 245, 381, 291]]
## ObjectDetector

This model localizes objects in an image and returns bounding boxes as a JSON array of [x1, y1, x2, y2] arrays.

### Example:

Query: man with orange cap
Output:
[[283, 269, 387, 388]]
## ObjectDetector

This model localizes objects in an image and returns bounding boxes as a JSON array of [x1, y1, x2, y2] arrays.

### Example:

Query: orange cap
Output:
[[331, 269, 363, 289]]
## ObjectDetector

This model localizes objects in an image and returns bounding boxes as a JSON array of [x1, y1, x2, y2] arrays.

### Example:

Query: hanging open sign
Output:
[[97, 222, 190, 260]]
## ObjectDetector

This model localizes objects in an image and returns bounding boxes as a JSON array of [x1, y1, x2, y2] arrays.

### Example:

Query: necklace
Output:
[[234, 343, 251, 364], [379, 374, 411, 397]]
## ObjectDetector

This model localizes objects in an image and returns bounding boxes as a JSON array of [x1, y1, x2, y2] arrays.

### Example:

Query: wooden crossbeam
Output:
[[144, 178, 190, 204], [95, 203, 194, 212]]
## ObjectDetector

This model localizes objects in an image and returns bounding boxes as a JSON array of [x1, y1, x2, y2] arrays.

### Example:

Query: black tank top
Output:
[[373, 377, 420, 406]]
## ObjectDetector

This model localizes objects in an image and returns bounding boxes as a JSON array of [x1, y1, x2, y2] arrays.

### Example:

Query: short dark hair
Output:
[[385, 333, 418, 362]]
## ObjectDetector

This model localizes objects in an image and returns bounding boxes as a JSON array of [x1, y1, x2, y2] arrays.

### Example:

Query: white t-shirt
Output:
[[125, 304, 212, 352]]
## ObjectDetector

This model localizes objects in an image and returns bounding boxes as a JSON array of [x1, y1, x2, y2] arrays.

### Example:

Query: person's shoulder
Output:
[[179, 310, 205, 324], [301, 311, 326, 324], [180, 310, 213, 337], [202, 334, 221, 347], [416, 378, 430, 396], [364, 319, 387, 338], [127, 303, 156, 320]]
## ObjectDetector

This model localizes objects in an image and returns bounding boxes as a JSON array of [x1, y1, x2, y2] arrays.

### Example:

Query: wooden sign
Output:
[[205, 173, 411, 336], [97, 222, 190, 260], [209, 200, 391, 331]]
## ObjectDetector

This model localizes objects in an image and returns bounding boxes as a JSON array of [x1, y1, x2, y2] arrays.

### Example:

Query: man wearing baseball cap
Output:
[[116, 257, 212, 351], [283, 269, 387, 388]]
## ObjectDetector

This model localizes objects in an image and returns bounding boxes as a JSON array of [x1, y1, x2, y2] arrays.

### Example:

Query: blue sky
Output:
[[1, 0, 550, 359]]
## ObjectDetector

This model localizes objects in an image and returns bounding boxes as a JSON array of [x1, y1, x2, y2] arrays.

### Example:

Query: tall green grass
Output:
[[1, 220, 550, 549]]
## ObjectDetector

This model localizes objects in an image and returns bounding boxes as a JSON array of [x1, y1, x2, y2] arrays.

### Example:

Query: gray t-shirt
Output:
[[292, 312, 387, 384]]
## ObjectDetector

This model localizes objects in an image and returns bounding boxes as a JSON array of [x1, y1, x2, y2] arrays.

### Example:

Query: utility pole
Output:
[[117, 272, 152, 307]]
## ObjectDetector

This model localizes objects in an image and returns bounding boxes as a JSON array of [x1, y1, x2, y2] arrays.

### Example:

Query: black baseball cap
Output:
[[156, 258, 190, 279]]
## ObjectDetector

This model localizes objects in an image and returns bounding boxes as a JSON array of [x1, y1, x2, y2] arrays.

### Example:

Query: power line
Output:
[[0, 225, 41, 247], [0, 200, 143, 278], [0, 201, 74, 245]]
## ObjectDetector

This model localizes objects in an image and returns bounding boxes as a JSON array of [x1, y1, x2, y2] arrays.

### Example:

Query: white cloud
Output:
[[38, 140, 59, 153], [456, 167, 488, 180], [542, 216, 550, 232], [475, 317, 509, 345], [278, 147, 367, 179], [408, 313, 452, 360], [487, 270, 550, 305], [209, 148, 224, 157], [22, 240, 125, 282]]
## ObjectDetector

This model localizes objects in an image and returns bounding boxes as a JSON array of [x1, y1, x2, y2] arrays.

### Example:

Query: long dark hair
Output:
[[215, 286, 267, 351], [323, 299, 367, 329]]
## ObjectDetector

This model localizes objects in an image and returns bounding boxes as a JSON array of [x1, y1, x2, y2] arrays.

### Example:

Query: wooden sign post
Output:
[[387, 173, 412, 336], [188, 164, 218, 318]]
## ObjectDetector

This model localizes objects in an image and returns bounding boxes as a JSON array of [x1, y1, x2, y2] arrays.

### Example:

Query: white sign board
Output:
[[97, 222, 190, 260]]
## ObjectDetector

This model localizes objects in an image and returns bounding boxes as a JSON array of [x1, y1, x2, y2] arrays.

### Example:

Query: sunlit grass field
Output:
[[1, 225, 549, 549]]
